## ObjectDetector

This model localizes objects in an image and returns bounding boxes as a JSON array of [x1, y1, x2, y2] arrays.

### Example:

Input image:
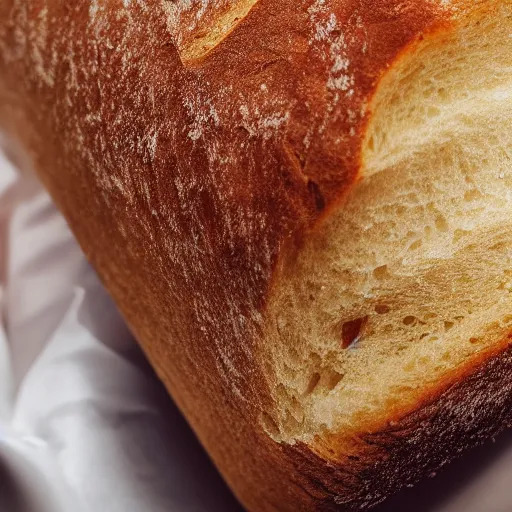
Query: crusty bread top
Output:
[[1, 2, 505, 511]]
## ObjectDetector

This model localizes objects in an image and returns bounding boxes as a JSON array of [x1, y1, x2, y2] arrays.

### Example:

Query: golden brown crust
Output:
[[0, 1, 505, 511]]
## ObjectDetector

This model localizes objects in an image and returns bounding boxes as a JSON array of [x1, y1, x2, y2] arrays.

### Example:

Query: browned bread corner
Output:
[[1, 1, 512, 510]]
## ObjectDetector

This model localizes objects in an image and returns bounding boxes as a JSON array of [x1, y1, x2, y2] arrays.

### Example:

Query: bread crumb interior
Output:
[[264, 4, 512, 444]]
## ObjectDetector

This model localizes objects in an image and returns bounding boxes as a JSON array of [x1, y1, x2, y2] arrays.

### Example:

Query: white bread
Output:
[[1, 1, 512, 510], [267, 6, 512, 446]]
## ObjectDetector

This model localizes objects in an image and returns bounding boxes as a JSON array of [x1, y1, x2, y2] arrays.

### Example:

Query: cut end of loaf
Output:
[[263, 2, 512, 450]]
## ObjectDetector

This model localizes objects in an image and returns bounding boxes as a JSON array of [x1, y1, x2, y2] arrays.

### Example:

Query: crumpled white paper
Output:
[[1, 139, 512, 512]]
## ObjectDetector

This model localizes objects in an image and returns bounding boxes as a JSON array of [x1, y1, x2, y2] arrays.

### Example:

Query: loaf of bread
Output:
[[2, 1, 512, 510]]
